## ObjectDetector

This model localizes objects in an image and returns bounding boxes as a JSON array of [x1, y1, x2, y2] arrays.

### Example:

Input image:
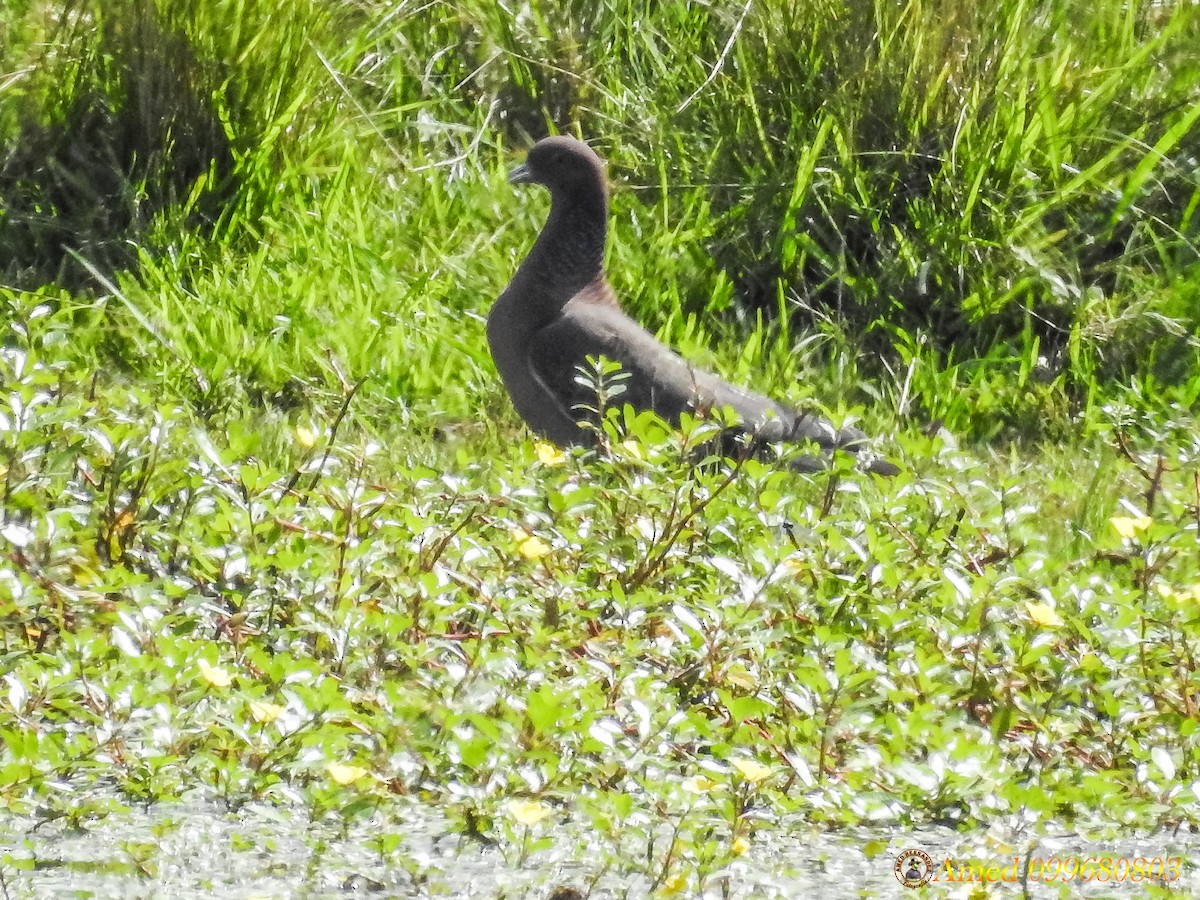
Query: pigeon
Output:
[[487, 135, 898, 475]]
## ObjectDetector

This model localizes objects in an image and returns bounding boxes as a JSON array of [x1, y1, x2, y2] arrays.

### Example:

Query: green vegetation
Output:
[[1, 0, 1199, 894]]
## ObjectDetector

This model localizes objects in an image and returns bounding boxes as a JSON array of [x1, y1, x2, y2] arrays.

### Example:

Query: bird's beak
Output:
[[508, 163, 534, 184]]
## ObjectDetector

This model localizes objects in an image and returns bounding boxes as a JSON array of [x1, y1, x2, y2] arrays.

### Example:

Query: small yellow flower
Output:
[[197, 659, 233, 688], [1110, 515, 1152, 540], [518, 535, 551, 560], [327, 762, 371, 785], [732, 835, 752, 856], [249, 700, 285, 723], [619, 439, 644, 460], [681, 774, 722, 794], [295, 424, 317, 448], [535, 442, 566, 466], [1025, 601, 1064, 628], [658, 873, 689, 896], [1157, 583, 1200, 606], [730, 758, 772, 783], [505, 798, 551, 825]]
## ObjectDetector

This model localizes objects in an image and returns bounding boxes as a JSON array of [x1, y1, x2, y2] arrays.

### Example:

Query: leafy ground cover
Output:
[[2, 0, 1199, 896]]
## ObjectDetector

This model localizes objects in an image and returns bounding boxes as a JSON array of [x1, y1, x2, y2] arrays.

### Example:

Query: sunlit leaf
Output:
[[111, 627, 140, 658], [944, 567, 972, 600], [1, 523, 34, 548], [1151, 746, 1176, 780]]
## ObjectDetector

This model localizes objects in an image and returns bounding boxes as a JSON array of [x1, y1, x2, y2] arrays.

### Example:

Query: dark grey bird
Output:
[[487, 135, 898, 475]]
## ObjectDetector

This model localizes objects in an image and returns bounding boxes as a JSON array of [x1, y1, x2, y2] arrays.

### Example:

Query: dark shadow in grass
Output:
[[0, 0, 235, 292]]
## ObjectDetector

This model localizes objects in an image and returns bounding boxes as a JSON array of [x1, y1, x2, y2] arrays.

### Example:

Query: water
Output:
[[2, 798, 1196, 898]]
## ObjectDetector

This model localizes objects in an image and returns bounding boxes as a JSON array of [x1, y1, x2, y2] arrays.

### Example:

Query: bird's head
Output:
[[509, 136, 607, 201]]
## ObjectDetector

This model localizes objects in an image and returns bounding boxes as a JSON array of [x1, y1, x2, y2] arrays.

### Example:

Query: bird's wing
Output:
[[526, 296, 840, 446]]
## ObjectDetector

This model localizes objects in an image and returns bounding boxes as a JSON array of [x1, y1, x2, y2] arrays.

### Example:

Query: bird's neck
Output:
[[516, 194, 608, 316]]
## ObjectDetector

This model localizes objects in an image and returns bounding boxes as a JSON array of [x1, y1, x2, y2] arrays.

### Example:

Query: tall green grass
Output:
[[0, 0, 335, 288], [0, 0, 1198, 441]]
